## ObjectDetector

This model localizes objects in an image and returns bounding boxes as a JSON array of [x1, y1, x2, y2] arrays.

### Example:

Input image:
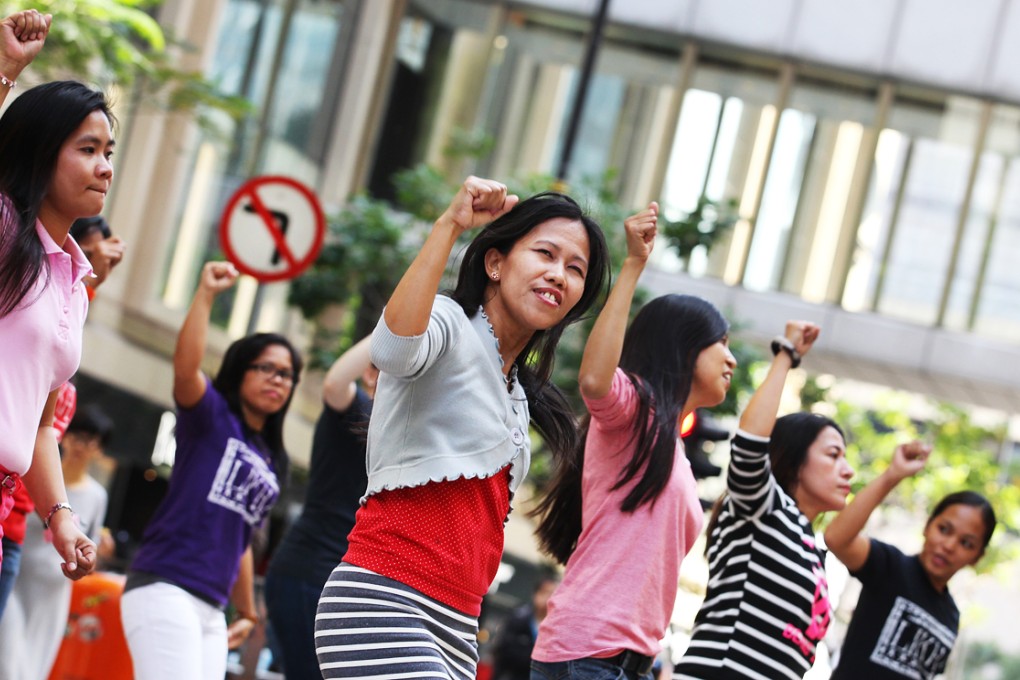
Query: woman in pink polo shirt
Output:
[[530, 202, 736, 679], [0, 9, 111, 585]]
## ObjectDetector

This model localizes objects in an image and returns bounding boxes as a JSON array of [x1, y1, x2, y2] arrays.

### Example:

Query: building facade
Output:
[[80, 0, 1020, 467]]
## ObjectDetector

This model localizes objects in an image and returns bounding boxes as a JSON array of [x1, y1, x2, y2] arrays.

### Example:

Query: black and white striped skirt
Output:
[[315, 562, 479, 679]]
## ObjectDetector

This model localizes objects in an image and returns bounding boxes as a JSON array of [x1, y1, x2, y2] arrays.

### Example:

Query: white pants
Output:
[[120, 581, 227, 680]]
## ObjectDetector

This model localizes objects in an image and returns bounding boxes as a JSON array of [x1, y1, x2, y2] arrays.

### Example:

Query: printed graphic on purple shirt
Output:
[[208, 437, 279, 526], [869, 596, 955, 679]]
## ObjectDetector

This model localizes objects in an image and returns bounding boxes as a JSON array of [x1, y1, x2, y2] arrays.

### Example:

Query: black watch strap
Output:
[[770, 335, 802, 369]]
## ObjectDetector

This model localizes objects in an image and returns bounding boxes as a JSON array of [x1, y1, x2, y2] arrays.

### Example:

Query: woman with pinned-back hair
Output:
[[824, 444, 996, 679], [120, 261, 303, 680], [314, 176, 611, 679], [529, 204, 737, 680], [69, 214, 125, 296], [675, 321, 854, 680], [0, 9, 114, 596]]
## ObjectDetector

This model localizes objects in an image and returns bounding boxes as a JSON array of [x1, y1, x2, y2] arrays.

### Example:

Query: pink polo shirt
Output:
[[533, 368, 704, 662], [0, 211, 91, 475]]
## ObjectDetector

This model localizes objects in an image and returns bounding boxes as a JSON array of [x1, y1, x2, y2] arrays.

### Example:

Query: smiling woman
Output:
[[529, 204, 738, 680], [675, 321, 846, 680], [119, 261, 303, 680], [824, 447, 997, 679], [313, 177, 611, 680], [0, 9, 117, 612]]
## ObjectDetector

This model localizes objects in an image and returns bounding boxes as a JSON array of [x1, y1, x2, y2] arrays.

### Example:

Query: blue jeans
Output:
[[263, 569, 324, 680], [0, 537, 23, 621], [531, 657, 655, 680]]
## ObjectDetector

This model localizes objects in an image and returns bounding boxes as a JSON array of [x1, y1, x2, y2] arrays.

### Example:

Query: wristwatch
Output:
[[770, 335, 802, 369]]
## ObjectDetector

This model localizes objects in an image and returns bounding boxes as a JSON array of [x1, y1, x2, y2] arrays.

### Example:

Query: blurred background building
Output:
[[43, 0, 1020, 675], [87, 0, 1020, 445]]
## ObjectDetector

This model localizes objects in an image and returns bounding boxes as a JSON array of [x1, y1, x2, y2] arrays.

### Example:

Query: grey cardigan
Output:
[[364, 295, 531, 500]]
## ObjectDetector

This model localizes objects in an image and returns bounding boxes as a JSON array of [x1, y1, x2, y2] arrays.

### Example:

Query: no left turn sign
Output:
[[219, 175, 326, 282]]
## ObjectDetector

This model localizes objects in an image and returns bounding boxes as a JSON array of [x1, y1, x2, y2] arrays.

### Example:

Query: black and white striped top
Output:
[[674, 431, 831, 680]]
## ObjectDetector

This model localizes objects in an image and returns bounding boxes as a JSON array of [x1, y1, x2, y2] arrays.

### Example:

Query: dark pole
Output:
[[555, 0, 612, 184]]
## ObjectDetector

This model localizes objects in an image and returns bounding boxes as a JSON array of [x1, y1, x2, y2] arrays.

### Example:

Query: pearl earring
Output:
[[491, 272, 499, 280]]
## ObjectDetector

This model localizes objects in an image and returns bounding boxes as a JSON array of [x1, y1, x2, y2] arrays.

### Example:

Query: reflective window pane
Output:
[[161, 0, 350, 331]]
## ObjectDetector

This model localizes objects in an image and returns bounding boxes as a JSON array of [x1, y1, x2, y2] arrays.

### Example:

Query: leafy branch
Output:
[[660, 195, 738, 264], [2, 0, 249, 120]]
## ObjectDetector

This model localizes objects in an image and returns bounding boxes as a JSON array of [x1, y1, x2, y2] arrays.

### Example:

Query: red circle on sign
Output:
[[219, 175, 326, 282]]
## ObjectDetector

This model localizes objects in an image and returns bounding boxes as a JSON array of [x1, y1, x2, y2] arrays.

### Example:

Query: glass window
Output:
[[160, 0, 352, 331], [661, 88, 723, 215], [366, 0, 499, 200], [973, 104, 1020, 340], [761, 81, 877, 302], [846, 95, 983, 325], [743, 106, 814, 292], [877, 136, 971, 324], [941, 149, 999, 331], [476, 16, 682, 189], [659, 64, 780, 278], [842, 128, 909, 312]]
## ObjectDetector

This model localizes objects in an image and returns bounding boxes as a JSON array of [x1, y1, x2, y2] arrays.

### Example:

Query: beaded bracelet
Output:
[[43, 502, 74, 529], [0, 73, 16, 90]]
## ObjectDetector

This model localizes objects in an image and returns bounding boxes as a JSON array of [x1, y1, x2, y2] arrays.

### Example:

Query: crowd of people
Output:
[[0, 7, 1001, 680]]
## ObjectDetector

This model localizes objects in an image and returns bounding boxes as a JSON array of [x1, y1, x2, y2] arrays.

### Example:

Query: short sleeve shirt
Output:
[[267, 388, 372, 585], [0, 211, 91, 474], [534, 368, 703, 661], [129, 379, 280, 606], [831, 540, 959, 680]]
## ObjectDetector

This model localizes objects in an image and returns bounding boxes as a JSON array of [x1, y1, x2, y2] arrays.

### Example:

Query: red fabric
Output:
[[0, 472, 17, 567], [345, 467, 512, 616], [2, 485, 32, 545], [53, 382, 77, 442]]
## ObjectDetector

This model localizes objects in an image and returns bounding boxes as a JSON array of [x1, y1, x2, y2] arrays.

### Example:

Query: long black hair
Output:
[[450, 190, 611, 498], [534, 294, 729, 565], [927, 490, 997, 553], [212, 333, 303, 482], [769, 412, 844, 496], [706, 412, 844, 551], [0, 81, 114, 317]]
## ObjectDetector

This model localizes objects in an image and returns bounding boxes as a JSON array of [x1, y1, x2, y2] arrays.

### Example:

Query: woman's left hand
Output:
[[49, 515, 97, 580], [0, 10, 51, 76], [438, 176, 519, 236], [888, 439, 931, 481], [783, 320, 820, 357], [227, 616, 256, 650], [623, 202, 658, 261]]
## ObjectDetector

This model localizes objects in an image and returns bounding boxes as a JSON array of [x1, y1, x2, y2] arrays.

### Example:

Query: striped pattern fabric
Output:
[[315, 563, 479, 679], [674, 431, 830, 680]]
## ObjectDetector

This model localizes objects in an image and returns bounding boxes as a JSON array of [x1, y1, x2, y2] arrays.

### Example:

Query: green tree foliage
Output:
[[660, 195, 738, 266], [714, 324, 763, 418], [287, 195, 420, 369], [392, 164, 455, 224], [832, 396, 1018, 570], [2, 0, 247, 120], [960, 641, 1020, 678]]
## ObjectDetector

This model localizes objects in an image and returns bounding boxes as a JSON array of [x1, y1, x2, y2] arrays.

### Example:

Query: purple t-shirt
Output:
[[129, 379, 280, 606]]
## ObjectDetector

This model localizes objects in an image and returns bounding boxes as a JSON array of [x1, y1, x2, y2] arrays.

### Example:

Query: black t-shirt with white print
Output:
[[832, 539, 959, 680]]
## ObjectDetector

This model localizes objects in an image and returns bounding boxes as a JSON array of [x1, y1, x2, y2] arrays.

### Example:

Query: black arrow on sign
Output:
[[244, 202, 290, 265]]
